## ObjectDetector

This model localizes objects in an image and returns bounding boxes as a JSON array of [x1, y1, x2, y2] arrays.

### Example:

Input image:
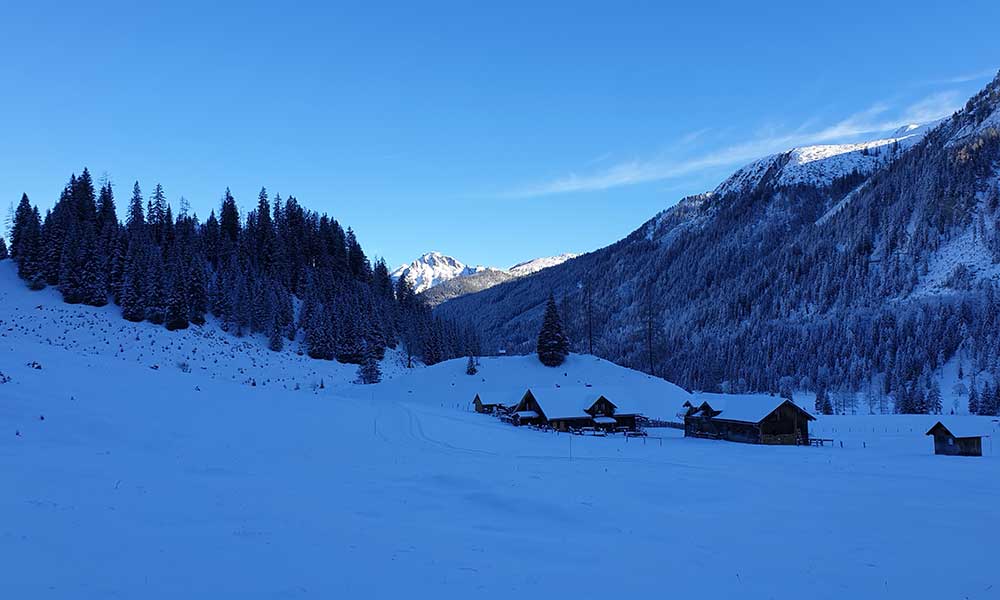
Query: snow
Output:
[[393, 252, 579, 295], [715, 125, 933, 198], [911, 216, 1000, 298], [691, 392, 811, 423], [390, 251, 489, 293], [3, 260, 1000, 598], [508, 253, 579, 276], [927, 420, 993, 439]]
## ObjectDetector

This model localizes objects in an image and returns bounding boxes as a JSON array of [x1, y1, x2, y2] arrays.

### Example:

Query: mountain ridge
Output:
[[392, 251, 579, 303]]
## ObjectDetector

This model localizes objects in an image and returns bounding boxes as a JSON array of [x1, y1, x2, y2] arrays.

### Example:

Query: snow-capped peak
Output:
[[391, 252, 489, 293], [392, 252, 580, 296]]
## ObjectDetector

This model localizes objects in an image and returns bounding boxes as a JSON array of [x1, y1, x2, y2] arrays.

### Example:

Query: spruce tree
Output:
[[165, 258, 190, 331], [926, 379, 942, 414], [268, 318, 285, 352], [120, 237, 147, 322], [10, 193, 34, 260], [536, 293, 569, 367], [187, 259, 208, 325], [969, 383, 980, 415], [0, 236, 7, 260], [145, 252, 167, 325], [357, 344, 382, 384], [466, 355, 478, 375], [814, 388, 828, 415]]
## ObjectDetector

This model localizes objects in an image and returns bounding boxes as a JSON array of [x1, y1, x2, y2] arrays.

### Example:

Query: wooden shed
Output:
[[684, 394, 814, 445], [472, 394, 505, 415], [925, 421, 988, 457]]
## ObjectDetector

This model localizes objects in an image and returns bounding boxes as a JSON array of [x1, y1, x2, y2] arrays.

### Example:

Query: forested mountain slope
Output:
[[437, 72, 1000, 411]]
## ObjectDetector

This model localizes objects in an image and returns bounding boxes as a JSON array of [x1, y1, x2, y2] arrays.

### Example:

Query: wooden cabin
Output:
[[925, 421, 987, 457], [509, 388, 638, 431], [472, 394, 504, 415], [684, 394, 814, 445]]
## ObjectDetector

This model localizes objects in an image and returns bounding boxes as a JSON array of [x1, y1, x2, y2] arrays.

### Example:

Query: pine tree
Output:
[[926, 379, 942, 414], [969, 383, 981, 415], [165, 257, 190, 331], [10, 193, 33, 260], [466, 355, 478, 375], [268, 317, 285, 352], [983, 383, 999, 417], [145, 252, 167, 325], [187, 259, 208, 325], [814, 388, 828, 415], [120, 235, 147, 322], [357, 344, 382, 384], [306, 305, 335, 360], [536, 293, 569, 367], [0, 236, 7, 260]]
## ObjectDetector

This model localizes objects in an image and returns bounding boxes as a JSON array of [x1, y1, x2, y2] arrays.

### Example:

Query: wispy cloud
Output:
[[504, 91, 964, 198], [922, 68, 997, 86]]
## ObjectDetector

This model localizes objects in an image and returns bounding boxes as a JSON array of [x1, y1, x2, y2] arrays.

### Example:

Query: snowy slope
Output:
[[3, 259, 1000, 598], [378, 352, 692, 421], [715, 124, 935, 198], [508, 253, 580, 276], [0, 261, 411, 390]]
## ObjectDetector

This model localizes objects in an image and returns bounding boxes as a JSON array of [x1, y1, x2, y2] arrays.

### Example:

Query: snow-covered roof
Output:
[[926, 421, 992, 439], [691, 393, 814, 424], [514, 410, 540, 419], [526, 387, 608, 420], [593, 416, 617, 425]]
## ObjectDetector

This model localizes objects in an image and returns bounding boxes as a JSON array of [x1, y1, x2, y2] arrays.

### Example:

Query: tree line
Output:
[[7, 169, 479, 378]]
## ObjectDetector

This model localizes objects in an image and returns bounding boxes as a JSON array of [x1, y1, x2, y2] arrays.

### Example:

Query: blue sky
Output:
[[1, 1, 998, 269]]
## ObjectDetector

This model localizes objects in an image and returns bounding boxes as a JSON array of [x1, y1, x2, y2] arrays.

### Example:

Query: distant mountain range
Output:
[[391, 251, 579, 305], [437, 70, 1000, 406]]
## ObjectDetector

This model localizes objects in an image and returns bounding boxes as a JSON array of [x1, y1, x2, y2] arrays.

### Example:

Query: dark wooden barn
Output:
[[925, 421, 987, 457], [684, 394, 814, 445]]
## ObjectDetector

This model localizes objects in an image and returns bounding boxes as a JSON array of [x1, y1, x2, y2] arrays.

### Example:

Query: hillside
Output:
[[437, 72, 1000, 409], [3, 267, 999, 598]]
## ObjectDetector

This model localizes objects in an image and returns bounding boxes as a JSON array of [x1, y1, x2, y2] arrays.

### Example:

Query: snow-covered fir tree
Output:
[[537, 293, 568, 367]]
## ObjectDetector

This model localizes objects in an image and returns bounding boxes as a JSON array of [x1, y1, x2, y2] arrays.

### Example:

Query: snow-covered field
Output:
[[2, 262, 999, 599]]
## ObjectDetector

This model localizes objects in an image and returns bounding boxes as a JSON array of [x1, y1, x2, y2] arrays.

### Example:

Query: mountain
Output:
[[437, 71, 1000, 409], [390, 251, 489, 294], [394, 251, 580, 305]]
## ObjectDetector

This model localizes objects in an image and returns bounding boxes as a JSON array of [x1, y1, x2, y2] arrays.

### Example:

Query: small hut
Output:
[[684, 394, 814, 445], [925, 421, 988, 457], [472, 394, 504, 415]]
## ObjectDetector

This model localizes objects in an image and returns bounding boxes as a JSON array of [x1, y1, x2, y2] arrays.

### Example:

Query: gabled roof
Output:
[[473, 393, 503, 406], [522, 387, 609, 420], [689, 393, 815, 424], [925, 420, 992, 439]]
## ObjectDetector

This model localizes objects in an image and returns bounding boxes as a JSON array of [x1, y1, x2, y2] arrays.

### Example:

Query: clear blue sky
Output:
[[1, 1, 997, 269]]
